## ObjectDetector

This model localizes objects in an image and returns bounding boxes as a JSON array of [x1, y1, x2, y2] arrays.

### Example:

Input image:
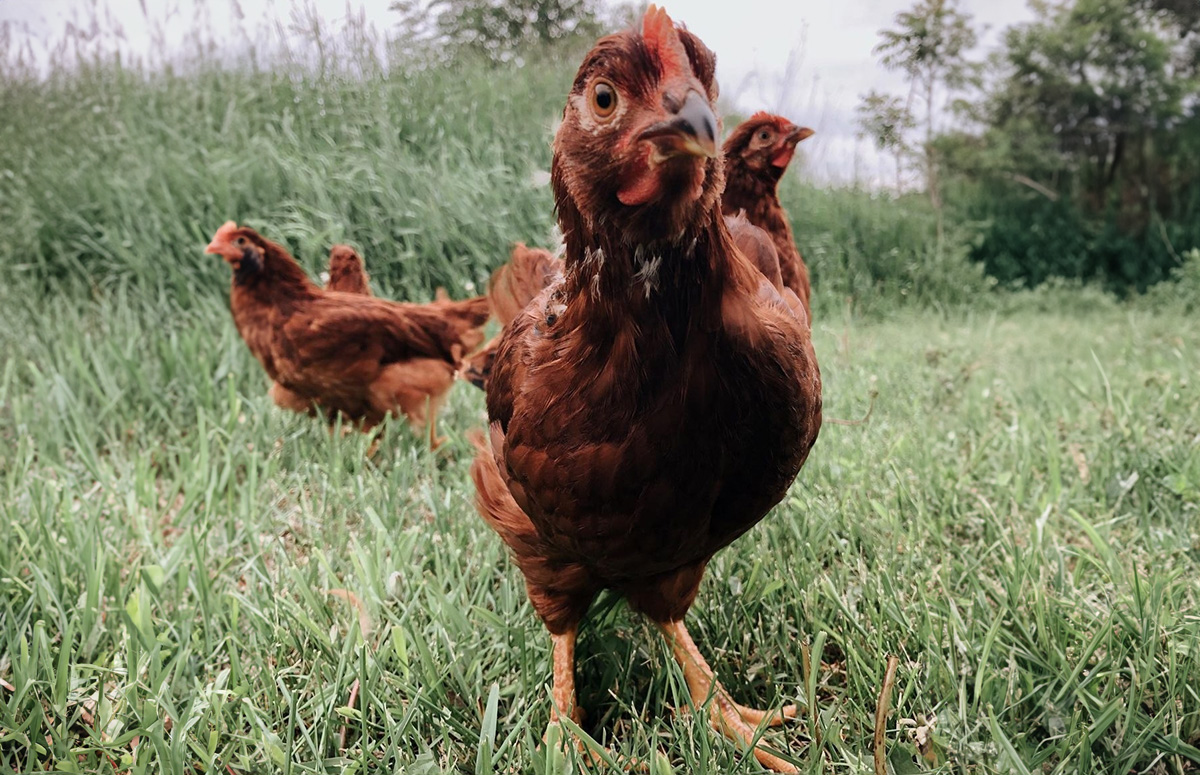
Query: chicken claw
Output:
[[733, 701, 799, 728], [657, 620, 801, 773]]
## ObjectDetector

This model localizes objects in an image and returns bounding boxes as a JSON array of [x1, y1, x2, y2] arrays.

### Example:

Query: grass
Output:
[[1, 10, 1198, 773], [1, 275, 1197, 773], [0, 18, 992, 317]]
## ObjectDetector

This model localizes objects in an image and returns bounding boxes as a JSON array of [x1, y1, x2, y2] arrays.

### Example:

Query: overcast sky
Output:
[[1, 0, 1037, 183]]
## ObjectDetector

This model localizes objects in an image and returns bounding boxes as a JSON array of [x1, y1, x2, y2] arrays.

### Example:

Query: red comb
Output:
[[642, 5, 689, 80], [747, 111, 791, 129], [213, 220, 239, 241]]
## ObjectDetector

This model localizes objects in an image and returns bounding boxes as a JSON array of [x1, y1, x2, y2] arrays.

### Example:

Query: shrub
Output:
[[1140, 248, 1200, 313]]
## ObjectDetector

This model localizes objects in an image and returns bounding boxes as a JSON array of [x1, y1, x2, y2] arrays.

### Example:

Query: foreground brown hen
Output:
[[723, 113, 815, 317], [464, 220, 792, 391], [470, 7, 822, 771], [206, 222, 489, 447]]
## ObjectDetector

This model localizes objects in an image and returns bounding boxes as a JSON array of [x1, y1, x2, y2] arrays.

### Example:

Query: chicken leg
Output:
[[546, 626, 645, 771], [550, 626, 581, 726], [657, 619, 800, 773]]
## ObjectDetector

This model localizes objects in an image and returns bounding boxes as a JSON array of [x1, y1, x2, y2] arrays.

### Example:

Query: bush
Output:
[[1140, 248, 1200, 313], [995, 276, 1120, 316], [948, 181, 1200, 294], [783, 182, 995, 317]]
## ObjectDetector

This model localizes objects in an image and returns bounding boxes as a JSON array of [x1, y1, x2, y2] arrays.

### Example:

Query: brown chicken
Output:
[[462, 242, 561, 389], [470, 7, 822, 771], [464, 218, 795, 391], [270, 244, 374, 411], [206, 221, 490, 447], [325, 244, 372, 295], [722, 113, 815, 317]]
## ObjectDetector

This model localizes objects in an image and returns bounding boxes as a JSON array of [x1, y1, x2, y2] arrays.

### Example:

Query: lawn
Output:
[[1, 21, 1197, 772], [1, 275, 1196, 773]]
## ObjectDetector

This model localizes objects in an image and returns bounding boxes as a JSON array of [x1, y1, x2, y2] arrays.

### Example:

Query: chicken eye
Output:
[[758, 130, 772, 142], [591, 80, 618, 120], [235, 236, 246, 246]]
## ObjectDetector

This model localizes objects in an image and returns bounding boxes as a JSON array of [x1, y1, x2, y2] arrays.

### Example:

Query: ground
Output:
[[0, 286, 1197, 773]]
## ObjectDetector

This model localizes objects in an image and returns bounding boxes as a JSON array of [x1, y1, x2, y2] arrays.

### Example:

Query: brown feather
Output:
[[725, 212, 784, 290], [462, 243, 563, 390]]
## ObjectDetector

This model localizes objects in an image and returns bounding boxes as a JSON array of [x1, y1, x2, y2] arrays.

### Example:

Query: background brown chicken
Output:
[[470, 8, 822, 771], [462, 242, 561, 388], [206, 221, 490, 447], [325, 244, 372, 295], [722, 113, 815, 317], [270, 244, 374, 413]]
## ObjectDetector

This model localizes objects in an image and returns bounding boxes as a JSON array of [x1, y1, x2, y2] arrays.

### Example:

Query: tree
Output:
[[391, 0, 603, 63], [1144, 0, 1200, 34], [986, 0, 1188, 209], [856, 90, 915, 192], [1138, 0, 1200, 78], [872, 0, 979, 210], [937, 0, 1200, 290]]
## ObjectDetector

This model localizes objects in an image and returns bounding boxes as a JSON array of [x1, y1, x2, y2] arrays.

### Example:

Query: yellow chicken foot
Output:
[[735, 701, 799, 728], [657, 619, 800, 773]]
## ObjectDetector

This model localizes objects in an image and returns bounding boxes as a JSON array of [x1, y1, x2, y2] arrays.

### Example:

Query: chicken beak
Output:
[[788, 125, 815, 144], [206, 220, 243, 261], [770, 125, 813, 169], [638, 90, 719, 161], [206, 238, 241, 263]]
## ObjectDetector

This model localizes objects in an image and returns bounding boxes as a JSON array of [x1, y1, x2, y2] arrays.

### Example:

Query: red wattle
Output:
[[770, 146, 796, 169]]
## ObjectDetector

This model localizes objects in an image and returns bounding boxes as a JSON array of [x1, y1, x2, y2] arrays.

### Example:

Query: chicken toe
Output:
[[657, 619, 801, 773], [734, 701, 799, 728]]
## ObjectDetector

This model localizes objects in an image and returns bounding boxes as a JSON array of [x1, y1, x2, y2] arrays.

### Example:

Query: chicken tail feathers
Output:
[[429, 293, 490, 327], [424, 294, 490, 358], [488, 243, 561, 327], [469, 426, 542, 561]]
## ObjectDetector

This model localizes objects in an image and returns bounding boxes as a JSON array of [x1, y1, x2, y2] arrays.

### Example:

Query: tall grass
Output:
[[0, 50, 570, 303], [0, 2, 997, 317], [785, 179, 995, 317]]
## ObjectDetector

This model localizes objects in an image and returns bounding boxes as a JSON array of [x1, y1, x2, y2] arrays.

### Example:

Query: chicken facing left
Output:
[[206, 221, 490, 448]]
